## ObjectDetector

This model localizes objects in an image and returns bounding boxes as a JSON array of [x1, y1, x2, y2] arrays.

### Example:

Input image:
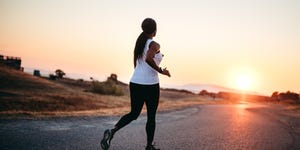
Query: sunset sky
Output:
[[1, 0, 299, 95]]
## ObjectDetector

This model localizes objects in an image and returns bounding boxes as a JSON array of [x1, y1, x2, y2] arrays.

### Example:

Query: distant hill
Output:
[[0, 64, 64, 90], [174, 83, 237, 94], [173, 83, 264, 96]]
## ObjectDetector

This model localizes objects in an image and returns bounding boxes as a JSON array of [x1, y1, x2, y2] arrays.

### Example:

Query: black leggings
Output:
[[115, 82, 160, 144]]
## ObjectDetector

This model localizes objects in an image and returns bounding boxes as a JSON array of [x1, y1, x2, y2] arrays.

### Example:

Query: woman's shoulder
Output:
[[149, 40, 160, 50]]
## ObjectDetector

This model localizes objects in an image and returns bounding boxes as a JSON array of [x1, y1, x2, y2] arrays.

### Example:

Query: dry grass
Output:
[[1, 64, 260, 119], [1, 64, 215, 118], [91, 80, 124, 96], [278, 100, 300, 113]]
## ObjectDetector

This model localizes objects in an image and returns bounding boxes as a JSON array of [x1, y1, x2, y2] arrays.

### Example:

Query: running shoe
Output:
[[145, 144, 160, 150], [100, 129, 112, 150]]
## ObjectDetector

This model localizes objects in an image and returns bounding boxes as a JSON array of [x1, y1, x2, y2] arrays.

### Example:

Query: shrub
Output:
[[91, 80, 124, 96], [49, 74, 57, 80]]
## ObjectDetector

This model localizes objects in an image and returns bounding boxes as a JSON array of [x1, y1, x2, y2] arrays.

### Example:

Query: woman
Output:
[[101, 18, 171, 150]]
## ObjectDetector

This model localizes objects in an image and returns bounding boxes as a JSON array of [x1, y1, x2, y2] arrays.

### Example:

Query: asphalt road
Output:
[[1, 103, 300, 150]]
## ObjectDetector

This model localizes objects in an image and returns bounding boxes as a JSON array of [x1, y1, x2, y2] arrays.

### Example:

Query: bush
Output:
[[91, 80, 124, 96]]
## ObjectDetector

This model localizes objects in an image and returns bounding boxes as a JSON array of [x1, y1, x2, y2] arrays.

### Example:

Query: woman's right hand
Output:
[[162, 68, 171, 77]]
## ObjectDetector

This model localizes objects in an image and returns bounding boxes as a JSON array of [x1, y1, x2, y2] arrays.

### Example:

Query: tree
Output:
[[199, 90, 209, 96], [55, 69, 65, 79], [277, 91, 299, 102], [271, 91, 279, 99]]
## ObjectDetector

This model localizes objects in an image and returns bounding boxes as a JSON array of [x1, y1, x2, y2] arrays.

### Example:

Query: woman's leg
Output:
[[113, 83, 144, 133], [101, 83, 145, 150], [145, 84, 160, 146]]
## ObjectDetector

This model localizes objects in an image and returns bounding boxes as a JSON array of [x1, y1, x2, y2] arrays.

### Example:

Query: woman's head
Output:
[[141, 18, 156, 35], [134, 18, 157, 60]]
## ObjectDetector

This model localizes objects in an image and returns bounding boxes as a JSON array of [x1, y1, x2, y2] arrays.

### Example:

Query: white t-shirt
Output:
[[130, 39, 163, 85]]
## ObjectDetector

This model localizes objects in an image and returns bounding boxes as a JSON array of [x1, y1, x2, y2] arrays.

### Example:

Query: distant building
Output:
[[0, 54, 22, 70], [33, 70, 41, 77]]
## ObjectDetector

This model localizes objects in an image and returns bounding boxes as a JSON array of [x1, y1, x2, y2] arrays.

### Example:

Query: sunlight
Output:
[[227, 67, 259, 91], [235, 74, 252, 91]]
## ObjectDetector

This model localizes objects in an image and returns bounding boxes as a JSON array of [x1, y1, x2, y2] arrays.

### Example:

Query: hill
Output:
[[0, 64, 132, 117], [0, 64, 207, 118], [173, 83, 239, 94]]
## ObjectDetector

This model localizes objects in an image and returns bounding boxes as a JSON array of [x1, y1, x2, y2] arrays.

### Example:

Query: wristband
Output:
[[159, 67, 163, 73]]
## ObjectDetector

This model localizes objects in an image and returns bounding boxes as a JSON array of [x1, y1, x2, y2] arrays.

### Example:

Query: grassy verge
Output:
[[3, 64, 298, 119], [1, 64, 214, 118]]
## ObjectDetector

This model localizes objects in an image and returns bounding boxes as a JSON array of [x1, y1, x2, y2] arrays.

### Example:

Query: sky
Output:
[[1, 0, 299, 95]]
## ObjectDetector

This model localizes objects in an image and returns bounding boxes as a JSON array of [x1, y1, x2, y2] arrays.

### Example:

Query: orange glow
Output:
[[1, 0, 300, 95]]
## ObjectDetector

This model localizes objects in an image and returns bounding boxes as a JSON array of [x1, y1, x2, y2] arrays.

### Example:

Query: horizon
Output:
[[1, 0, 299, 95], [19, 65, 281, 96]]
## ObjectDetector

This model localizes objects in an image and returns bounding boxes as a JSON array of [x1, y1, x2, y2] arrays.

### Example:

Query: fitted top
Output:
[[130, 39, 163, 85]]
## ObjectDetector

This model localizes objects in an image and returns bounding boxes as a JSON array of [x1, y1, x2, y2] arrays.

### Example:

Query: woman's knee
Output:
[[128, 111, 140, 120]]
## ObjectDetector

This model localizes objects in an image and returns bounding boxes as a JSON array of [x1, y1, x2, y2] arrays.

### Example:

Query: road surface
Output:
[[1, 103, 300, 150]]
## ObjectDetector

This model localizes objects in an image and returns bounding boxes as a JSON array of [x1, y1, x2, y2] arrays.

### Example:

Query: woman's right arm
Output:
[[146, 42, 171, 77]]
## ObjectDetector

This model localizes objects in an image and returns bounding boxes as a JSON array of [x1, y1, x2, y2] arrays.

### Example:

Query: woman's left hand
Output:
[[162, 68, 171, 77]]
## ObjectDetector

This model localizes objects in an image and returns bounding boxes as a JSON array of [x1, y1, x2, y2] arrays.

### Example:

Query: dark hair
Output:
[[134, 18, 157, 59]]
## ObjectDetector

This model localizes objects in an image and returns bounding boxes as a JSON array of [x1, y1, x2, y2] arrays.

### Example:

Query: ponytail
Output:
[[134, 32, 148, 59]]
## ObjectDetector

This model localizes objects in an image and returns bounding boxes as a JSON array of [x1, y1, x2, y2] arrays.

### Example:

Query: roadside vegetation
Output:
[[91, 79, 124, 96], [1, 64, 299, 118], [0, 64, 205, 118]]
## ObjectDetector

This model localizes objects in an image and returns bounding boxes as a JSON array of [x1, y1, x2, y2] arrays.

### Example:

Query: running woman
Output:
[[101, 18, 171, 150]]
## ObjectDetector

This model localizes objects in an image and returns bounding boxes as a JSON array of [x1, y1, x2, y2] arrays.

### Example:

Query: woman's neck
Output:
[[146, 35, 153, 39], [145, 32, 154, 39]]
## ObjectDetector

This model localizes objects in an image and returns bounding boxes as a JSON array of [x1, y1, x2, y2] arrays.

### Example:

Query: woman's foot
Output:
[[100, 129, 113, 150], [145, 144, 160, 150]]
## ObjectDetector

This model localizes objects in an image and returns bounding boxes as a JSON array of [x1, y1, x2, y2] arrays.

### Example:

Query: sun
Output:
[[235, 75, 252, 91], [227, 67, 259, 91]]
